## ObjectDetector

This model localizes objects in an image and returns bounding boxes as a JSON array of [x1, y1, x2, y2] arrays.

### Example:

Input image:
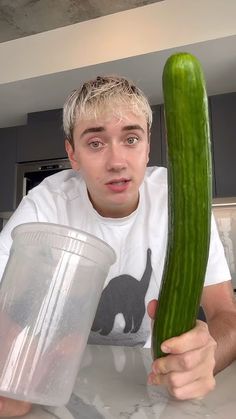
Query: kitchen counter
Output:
[[3, 344, 236, 419]]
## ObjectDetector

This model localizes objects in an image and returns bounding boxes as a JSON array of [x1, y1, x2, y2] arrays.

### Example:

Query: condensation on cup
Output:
[[0, 222, 116, 406]]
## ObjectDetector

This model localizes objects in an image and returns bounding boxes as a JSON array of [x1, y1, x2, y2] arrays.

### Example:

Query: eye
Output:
[[126, 136, 139, 145], [89, 140, 104, 149]]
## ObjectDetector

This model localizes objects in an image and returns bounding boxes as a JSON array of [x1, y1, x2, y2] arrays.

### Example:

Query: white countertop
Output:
[[4, 344, 236, 419]]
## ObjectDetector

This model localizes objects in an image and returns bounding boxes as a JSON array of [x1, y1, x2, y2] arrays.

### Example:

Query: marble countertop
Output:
[[4, 344, 236, 419]]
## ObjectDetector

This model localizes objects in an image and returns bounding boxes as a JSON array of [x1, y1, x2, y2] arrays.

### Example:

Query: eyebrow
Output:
[[80, 124, 145, 138], [80, 126, 105, 138], [122, 124, 145, 133]]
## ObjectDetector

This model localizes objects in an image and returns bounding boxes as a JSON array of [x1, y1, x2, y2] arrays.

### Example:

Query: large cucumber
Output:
[[152, 52, 212, 358]]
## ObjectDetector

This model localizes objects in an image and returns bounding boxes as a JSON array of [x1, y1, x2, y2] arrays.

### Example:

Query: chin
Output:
[[109, 200, 137, 217]]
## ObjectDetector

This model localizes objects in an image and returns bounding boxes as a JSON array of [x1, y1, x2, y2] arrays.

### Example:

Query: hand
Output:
[[0, 397, 31, 417], [147, 300, 217, 400]]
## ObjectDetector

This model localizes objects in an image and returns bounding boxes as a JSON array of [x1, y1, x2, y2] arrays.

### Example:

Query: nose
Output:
[[106, 144, 127, 171]]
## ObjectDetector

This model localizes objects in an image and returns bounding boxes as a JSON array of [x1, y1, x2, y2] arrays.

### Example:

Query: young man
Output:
[[0, 75, 236, 416]]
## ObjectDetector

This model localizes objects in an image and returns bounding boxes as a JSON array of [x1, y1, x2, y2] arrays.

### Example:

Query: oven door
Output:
[[15, 158, 71, 208]]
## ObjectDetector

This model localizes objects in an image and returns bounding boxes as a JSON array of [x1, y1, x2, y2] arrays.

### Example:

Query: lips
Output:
[[105, 178, 131, 192]]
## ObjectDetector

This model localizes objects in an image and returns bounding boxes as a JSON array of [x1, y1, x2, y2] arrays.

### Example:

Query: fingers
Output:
[[155, 334, 216, 376], [160, 321, 215, 354], [150, 359, 213, 388], [148, 371, 216, 400], [0, 397, 31, 417], [148, 321, 217, 400], [148, 358, 216, 400], [168, 377, 216, 401], [152, 349, 204, 375]]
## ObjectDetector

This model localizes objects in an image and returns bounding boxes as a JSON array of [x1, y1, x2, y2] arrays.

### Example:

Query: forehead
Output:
[[74, 109, 147, 133]]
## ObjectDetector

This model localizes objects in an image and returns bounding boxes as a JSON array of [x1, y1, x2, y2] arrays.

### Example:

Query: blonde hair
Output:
[[63, 75, 152, 145]]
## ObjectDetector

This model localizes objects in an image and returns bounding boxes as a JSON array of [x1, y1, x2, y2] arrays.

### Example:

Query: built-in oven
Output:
[[15, 158, 71, 208]]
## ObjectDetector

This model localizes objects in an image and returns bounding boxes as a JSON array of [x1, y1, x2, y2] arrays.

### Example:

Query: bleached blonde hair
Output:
[[63, 75, 152, 146]]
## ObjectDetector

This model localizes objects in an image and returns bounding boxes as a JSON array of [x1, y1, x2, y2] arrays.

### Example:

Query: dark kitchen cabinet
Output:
[[1, 92, 235, 213], [17, 105, 164, 167], [17, 110, 67, 162], [210, 92, 236, 197], [161, 101, 230, 197], [0, 127, 17, 211]]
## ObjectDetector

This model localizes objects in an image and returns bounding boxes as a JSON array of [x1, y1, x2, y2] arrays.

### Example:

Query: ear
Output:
[[146, 136, 150, 164], [65, 140, 80, 171]]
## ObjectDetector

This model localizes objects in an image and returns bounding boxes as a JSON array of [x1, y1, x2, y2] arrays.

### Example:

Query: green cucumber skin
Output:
[[152, 53, 212, 359]]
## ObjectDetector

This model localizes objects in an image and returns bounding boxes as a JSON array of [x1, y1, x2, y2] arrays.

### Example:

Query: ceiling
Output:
[[0, 0, 236, 129], [0, 0, 162, 43]]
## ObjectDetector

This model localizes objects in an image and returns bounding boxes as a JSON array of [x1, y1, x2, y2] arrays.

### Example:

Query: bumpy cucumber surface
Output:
[[152, 52, 212, 358]]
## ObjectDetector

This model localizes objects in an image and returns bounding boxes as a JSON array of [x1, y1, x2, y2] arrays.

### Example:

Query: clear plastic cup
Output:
[[0, 222, 116, 406]]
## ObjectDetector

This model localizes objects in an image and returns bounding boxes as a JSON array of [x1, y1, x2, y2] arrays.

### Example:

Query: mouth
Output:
[[106, 178, 130, 185], [105, 178, 131, 192]]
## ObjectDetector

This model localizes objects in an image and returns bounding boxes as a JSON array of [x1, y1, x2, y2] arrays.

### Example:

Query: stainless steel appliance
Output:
[[0, 212, 13, 231], [213, 197, 236, 291], [15, 158, 71, 208]]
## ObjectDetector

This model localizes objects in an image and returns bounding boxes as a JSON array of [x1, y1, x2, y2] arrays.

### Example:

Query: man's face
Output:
[[66, 111, 150, 218]]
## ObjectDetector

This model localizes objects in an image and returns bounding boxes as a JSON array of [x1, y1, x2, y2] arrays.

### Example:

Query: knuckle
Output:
[[154, 356, 172, 375], [170, 386, 184, 400], [197, 323, 217, 351], [157, 360, 168, 374], [210, 354, 216, 371], [168, 372, 180, 389], [198, 377, 216, 398], [153, 359, 162, 375], [180, 353, 192, 370], [198, 327, 210, 345], [197, 319, 208, 331], [211, 337, 217, 351], [206, 377, 216, 393], [206, 340, 217, 368]]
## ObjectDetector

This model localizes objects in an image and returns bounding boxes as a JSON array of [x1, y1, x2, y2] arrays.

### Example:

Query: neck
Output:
[[87, 191, 139, 218]]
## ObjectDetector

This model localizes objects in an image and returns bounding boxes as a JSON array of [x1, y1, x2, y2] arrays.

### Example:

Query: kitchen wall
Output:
[[1, 0, 235, 86], [0, 0, 236, 129]]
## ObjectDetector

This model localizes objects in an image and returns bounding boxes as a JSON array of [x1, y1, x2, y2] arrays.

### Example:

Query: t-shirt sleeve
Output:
[[204, 213, 231, 286], [0, 197, 39, 281]]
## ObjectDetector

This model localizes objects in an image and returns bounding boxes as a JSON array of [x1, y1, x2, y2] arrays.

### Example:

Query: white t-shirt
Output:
[[0, 167, 231, 347]]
